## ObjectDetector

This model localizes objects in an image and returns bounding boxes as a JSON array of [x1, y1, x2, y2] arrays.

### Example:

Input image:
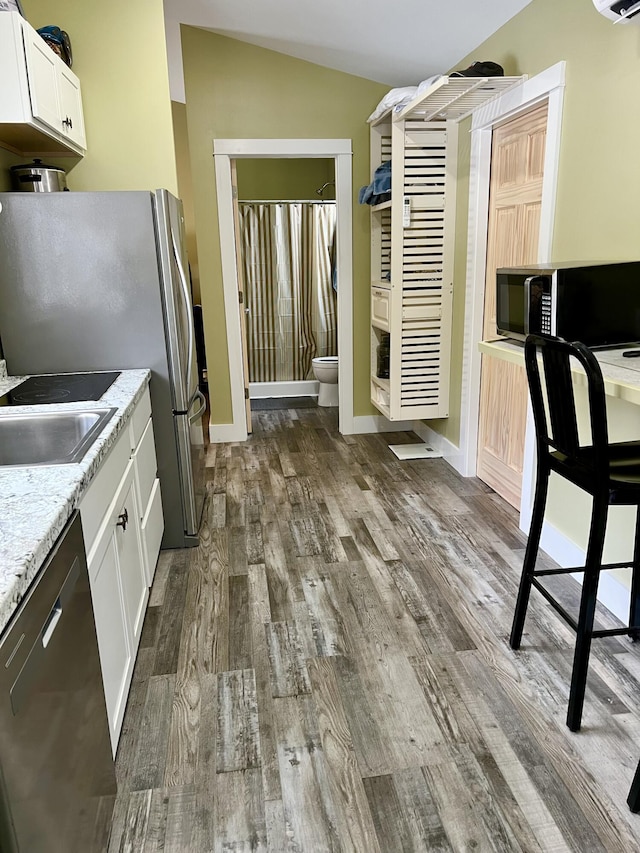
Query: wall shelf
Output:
[[371, 75, 526, 127]]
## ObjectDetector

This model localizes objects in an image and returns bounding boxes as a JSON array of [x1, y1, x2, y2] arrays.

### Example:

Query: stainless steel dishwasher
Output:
[[0, 512, 116, 852]]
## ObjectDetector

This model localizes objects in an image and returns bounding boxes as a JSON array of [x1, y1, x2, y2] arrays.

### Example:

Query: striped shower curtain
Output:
[[238, 202, 337, 382]]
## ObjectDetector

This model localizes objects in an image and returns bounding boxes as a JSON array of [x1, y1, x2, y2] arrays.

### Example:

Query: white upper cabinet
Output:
[[0, 12, 86, 155]]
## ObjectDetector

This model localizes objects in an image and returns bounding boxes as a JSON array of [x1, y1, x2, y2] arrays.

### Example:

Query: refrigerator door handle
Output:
[[190, 389, 207, 423], [171, 229, 195, 400]]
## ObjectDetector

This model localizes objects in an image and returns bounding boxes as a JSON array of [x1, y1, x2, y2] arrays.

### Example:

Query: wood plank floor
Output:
[[108, 405, 640, 852]]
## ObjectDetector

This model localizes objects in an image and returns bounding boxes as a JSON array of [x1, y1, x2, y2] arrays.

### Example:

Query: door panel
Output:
[[477, 101, 548, 508]]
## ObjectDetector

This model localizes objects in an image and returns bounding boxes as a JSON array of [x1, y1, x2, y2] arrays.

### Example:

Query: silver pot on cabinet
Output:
[[10, 159, 68, 192]]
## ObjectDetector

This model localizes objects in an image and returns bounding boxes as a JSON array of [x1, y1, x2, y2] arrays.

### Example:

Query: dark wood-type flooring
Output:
[[108, 405, 640, 851]]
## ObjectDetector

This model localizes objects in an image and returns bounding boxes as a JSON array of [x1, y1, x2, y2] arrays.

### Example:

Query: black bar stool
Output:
[[510, 334, 640, 731]]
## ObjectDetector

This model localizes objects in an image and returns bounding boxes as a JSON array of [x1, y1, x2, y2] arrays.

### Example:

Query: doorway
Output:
[[213, 139, 353, 441], [234, 158, 337, 406], [457, 63, 565, 501]]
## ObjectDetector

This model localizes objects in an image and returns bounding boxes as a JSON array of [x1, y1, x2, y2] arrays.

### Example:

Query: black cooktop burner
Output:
[[8, 372, 121, 405]]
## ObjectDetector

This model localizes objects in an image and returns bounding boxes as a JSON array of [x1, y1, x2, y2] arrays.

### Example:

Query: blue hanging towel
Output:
[[359, 160, 391, 205]]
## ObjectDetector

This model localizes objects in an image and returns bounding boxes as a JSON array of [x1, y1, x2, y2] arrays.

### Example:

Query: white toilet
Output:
[[312, 356, 339, 406]]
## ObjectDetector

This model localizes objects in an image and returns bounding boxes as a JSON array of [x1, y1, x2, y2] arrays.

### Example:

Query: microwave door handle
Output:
[[171, 230, 195, 398], [523, 276, 536, 336]]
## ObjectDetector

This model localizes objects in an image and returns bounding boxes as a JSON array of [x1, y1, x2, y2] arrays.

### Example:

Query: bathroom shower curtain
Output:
[[238, 202, 337, 382]]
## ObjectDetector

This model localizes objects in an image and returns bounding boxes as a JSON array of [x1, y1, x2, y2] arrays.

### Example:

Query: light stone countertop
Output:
[[0, 367, 151, 633], [0, 359, 25, 396]]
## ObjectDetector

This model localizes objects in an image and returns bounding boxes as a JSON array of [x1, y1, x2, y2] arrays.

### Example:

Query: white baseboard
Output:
[[209, 422, 247, 443], [533, 520, 630, 624], [351, 415, 413, 434], [249, 380, 318, 398], [411, 421, 466, 475]]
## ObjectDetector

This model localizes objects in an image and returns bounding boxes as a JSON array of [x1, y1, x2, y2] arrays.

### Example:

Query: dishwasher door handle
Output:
[[10, 556, 81, 716], [41, 601, 62, 648]]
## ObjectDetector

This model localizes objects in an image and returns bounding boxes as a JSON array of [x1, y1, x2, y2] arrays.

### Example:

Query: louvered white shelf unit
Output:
[[369, 75, 525, 421]]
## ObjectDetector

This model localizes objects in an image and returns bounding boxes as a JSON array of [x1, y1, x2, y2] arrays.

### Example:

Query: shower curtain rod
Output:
[[238, 199, 336, 204]]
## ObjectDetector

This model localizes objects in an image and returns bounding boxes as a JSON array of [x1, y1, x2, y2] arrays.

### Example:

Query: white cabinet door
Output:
[[131, 412, 164, 586], [85, 458, 148, 754], [58, 64, 86, 149], [22, 27, 60, 134], [141, 478, 164, 586], [88, 515, 131, 753], [115, 462, 148, 652]]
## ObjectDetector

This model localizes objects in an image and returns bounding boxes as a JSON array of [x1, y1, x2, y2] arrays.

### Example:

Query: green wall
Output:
[[18, 0, 177, 193], [236, 159, 335, 201], [181, 26, 387, 425], [432, 0, 640, 447], [458, 0, 640, 260]]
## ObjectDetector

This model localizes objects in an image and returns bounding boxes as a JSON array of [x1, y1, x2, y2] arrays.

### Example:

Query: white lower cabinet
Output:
[[80, 388, 163, 754], [88, 460, 144, 752]]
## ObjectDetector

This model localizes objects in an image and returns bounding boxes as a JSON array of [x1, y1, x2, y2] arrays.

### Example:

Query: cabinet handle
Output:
[[117, 507, 129, 531], [62, 116, 73, 129]]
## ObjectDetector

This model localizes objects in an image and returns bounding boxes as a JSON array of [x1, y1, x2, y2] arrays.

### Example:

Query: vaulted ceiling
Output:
[[164, 0, 534, 102]]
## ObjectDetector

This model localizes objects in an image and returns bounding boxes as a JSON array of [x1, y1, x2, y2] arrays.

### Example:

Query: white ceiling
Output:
[[164, 0, 534, 103]]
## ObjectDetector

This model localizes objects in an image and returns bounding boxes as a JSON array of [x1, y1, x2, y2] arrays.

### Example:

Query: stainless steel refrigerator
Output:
[[0, 189, 206, 549]]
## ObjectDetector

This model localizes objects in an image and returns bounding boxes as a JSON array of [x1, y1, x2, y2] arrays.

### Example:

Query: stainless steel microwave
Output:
[[496, 261, 640, 348]]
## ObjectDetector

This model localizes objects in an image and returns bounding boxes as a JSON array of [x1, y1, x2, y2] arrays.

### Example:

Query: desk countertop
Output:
[[479, 339, 640, 406]]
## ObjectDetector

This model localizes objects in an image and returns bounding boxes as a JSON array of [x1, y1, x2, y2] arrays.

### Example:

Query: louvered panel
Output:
[[403, 292, 442, 317], [403, 259, 444, 270], [403, 284, 444, 296], [406, 214, 446, 225], [371, 115, 456, 422], [370, 114, 392, 286], [403, 135, 446, 217], [379, 207, 391, 282], [403, 273, 444, 283], [402, 262, 444, 273], [399, 321, 444, 408], [403, 256, 444, 265], [405, 126, 447, 144]]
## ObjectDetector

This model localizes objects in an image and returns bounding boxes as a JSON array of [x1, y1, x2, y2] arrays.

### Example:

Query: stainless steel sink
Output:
[[0, 408, 118, 467]]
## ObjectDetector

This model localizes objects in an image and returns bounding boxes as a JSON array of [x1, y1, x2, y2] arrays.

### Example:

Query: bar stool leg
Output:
[[628, 759, 640, 812], [566, 495, 608, 732], [510, 463, 550, 650], [629, 508, 640, 641]]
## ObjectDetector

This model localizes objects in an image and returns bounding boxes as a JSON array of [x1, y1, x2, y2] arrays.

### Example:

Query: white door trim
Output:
[[213, 138, 354, 441], [458, 62, 566, 480]]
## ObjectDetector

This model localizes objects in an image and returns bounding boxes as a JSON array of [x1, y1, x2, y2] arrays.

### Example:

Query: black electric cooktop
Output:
[[8, 372, 121, 405]]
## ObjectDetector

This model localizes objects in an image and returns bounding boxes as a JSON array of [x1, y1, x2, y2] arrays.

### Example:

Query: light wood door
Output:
[[477, 102, 548, 508], [231, 160, 252, 433]]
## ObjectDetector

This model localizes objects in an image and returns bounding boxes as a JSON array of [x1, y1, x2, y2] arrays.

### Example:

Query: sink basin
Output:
[[0, 408, 118, 467]]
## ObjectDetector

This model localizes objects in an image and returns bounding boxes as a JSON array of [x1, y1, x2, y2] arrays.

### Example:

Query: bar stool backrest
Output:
[[524, 335, 610, 481]]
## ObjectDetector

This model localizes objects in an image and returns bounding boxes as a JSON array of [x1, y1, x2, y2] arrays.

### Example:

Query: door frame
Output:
[[213, 138, 353, 440], [458, 62, 566, 481]]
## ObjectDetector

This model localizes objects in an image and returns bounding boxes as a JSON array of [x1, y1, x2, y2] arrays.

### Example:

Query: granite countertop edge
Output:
[[0, 366, 151, 633]]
